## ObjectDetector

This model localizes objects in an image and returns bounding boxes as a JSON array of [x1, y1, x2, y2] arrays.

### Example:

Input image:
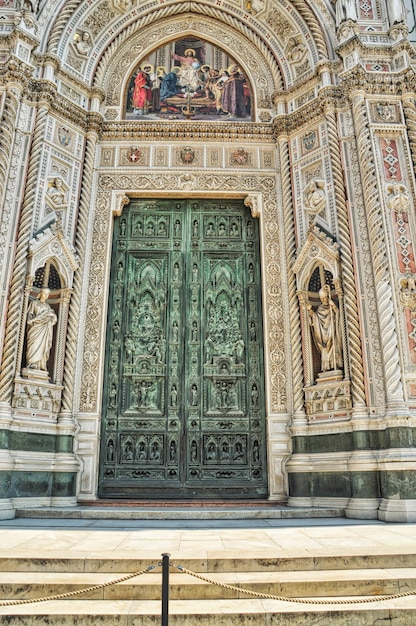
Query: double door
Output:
[[99, 199, 266, 498]]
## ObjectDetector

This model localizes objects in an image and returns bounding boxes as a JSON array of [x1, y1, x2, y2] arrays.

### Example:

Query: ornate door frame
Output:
[[73, 172, 292, 502]]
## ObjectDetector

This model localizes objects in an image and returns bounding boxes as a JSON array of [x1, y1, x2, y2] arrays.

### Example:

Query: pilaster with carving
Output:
[[402, 94, 416, 173], [279, 135, 306, 426], [350, 91, 407, 415], [324, 105, 367, 414], [60, 113, 103, 419], [0, 103, 49, 406]]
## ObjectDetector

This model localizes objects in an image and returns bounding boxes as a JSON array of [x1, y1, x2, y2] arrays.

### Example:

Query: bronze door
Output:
[[99, 199, 267, 498]]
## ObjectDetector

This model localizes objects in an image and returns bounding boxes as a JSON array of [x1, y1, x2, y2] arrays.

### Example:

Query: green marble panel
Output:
[[288, 471, 379, 499], [292, 432, 353, 454], [0, 472, 11, 498], [7, 471, 76, 499], [380, 470, 416, 500], [0, 430, 73, 453]]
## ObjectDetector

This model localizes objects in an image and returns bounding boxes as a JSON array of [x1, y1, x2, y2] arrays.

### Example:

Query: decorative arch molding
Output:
[[100, 14, 280, 116], [27, 224, 79, 289], [293, 225, 341, 292], [44, 0, 333, 91]]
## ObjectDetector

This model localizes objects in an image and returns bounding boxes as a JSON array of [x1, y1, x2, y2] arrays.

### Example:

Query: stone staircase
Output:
[[1, 552, 416, 624]]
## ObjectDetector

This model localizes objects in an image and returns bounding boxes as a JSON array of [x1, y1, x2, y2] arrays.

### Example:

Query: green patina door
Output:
[[98, 199, 267, 498]]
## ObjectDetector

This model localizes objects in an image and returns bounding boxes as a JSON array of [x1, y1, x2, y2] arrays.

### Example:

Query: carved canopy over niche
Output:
[[100, 15, 280, 117], [125, 36, 254, 122]]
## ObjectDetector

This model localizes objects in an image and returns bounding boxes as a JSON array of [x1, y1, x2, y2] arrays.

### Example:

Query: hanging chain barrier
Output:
[[171, 561, 416, 606], [0, 564, 157, 607], [1, 553, 416, 611]]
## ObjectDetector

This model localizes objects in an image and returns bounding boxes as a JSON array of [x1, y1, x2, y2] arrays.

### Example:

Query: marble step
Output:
[[0, 568, 415, 600], [2, 553, 416, 573], [3, 552, 416, 574], [1, 597, 416, 625], [15, 505, 345, 520]]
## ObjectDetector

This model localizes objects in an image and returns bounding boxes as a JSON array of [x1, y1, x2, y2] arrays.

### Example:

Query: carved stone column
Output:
[[60, 113, 103, 420], [402, 94, 416, 172], [323, 104, 367, 416], [0, 86, 21, 218], [278, 136, 307, 427], [297, 291, 314, 390], [350, 91, 407, 416], [0, 103, 50, 406]]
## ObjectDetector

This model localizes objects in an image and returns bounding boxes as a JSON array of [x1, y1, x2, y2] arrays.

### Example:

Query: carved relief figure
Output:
[[303, 179, 326, 218], [46, 178, 67, 208], [73, 31, 92, 56], [25, 288, 57, 371], [307, 285, 343, 373]]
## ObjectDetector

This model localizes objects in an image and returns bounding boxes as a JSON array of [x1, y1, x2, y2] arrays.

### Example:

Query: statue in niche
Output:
[[173, 263, 180, 282], [251, 384, 259, 408], [192, 263, 198, 282], [307, 284, 343, 373], [193, 220, 199, 237], [253, 440, 260, 463], [191, 384, 198, 406], [73, 31, 92, 56], [205, 334, 216, 364], [250, 321, 257, 342], [108, 383, 117, 409], [206, 222, 215, 237], [172, 321, 179, 342], [25, 288, 57, 371], [335, 0, 357, 26], [106, 439, 115, 462], [113, 320, 120, 342], [125, 333, 135, 364], [170, 441, 177, 462], [234, 334, 245, 364], [387, 0, 406, 26], [120, 219, 126, 237], [170, 384, 178, 407], [190, 440, 198, 462], [303, 179, 326, 219], [191, 321, 198, 342]]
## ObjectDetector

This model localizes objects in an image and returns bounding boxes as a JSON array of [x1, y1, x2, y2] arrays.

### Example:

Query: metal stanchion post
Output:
[[161, 553, 170, 626]]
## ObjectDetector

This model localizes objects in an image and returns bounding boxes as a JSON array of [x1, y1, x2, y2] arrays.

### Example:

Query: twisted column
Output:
[[351, 92, 406, 413], [0, 105, 49, 403], [0, 88, 20, 212], [47, 0, 82, 55], [324, 107, 367, 411], [60, 122, 100, 415], [402, 95, 416, 172], [279, 137, 306, 425]]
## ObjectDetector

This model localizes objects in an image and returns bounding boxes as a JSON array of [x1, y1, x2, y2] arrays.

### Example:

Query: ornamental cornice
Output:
[[32, 52, 61, 72], [340, 65, 416, 96], [24, 79, 89, 129], [337, 37, 416, 61], [100, 121, 275, 143], [0, 56, 33, 89]]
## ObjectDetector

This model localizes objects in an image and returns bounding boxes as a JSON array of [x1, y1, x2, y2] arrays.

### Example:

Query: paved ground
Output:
[[0, 516, 415, 561]]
